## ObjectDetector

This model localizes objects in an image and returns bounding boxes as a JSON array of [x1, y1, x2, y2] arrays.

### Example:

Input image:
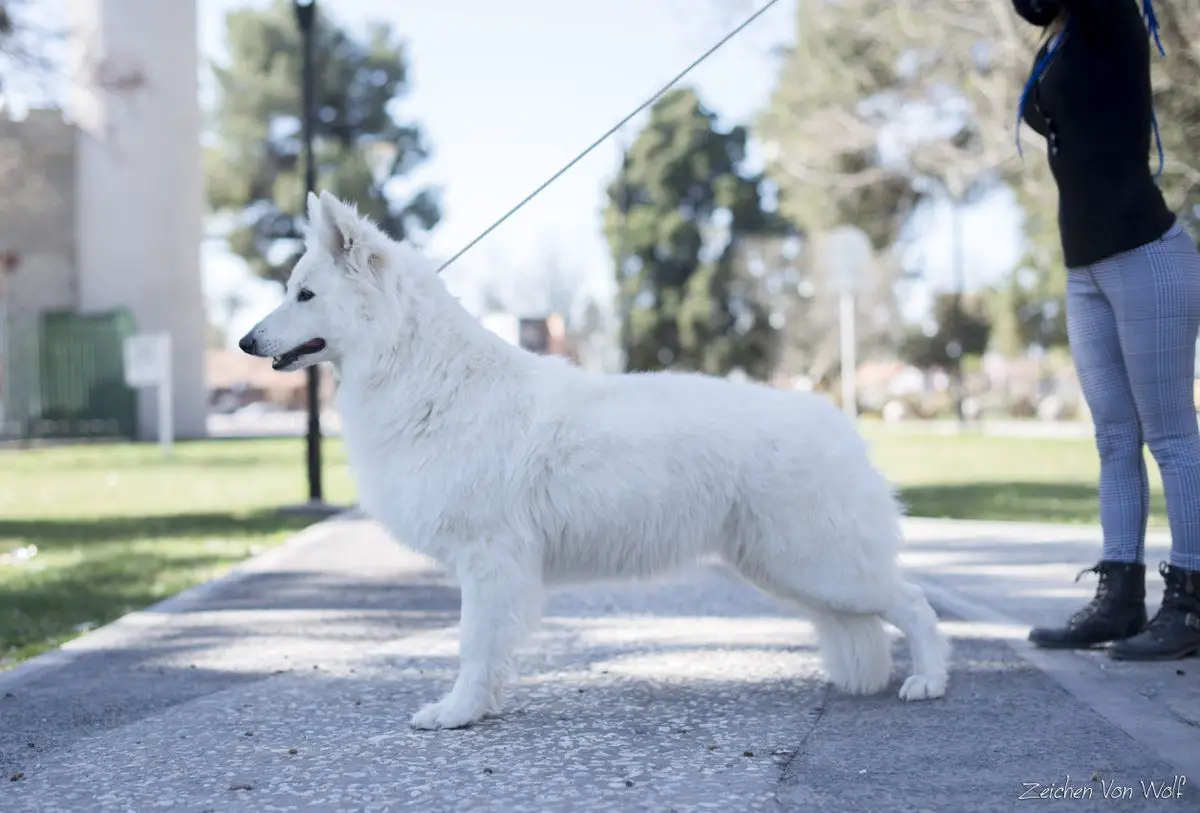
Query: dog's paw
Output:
[[898, 673, 947, 701], [485, 691, 506, 717], [409, 698, 485, 730]]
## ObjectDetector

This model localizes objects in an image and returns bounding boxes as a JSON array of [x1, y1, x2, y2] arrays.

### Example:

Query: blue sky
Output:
[[196, 0, 1021, 342]]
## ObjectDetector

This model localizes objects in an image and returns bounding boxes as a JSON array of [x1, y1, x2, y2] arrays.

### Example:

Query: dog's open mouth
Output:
[[272, 338, 326, 370]]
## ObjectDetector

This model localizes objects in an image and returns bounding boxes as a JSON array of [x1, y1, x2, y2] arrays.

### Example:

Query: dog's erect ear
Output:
[[306, 191, 343, 255], [313, 191, 386, 274]]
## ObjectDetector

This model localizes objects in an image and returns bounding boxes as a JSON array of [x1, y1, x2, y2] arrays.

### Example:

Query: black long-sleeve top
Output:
[[1020, 0, 1175, 268]]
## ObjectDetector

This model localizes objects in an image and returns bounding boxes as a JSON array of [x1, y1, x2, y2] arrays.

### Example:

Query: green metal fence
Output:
[[1, 309, 138, 442]]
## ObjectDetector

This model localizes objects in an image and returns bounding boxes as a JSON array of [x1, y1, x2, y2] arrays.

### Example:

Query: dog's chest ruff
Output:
[[337, 408, 501, 560], [345, 439, 446, 540]]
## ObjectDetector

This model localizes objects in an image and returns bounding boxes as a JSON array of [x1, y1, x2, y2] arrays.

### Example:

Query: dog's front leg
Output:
[[410, 549, 542, 730]]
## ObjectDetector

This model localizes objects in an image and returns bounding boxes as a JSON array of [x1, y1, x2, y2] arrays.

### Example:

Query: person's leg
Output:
[[1028, 265, 1147, 649], [1072, 271, 1153, 565], [1098, 223, 1200, 660]]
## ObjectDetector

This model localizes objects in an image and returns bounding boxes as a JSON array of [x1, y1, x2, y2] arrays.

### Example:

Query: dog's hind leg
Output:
[[879, 580, 949, 701], [734, 560, 894, 695], [809, 610, 894, 695], [410, 548, 543, 730], [728, 540, 947, 701]]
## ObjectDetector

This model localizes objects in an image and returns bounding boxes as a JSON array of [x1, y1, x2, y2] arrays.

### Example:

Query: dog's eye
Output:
[[297, 288, 315, 303]]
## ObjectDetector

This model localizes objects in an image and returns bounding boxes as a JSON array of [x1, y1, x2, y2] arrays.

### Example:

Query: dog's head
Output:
[[239, 190, 429, 372]]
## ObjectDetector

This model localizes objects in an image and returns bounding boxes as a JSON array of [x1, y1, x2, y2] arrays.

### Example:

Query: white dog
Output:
[[240, 191, 950, 730]]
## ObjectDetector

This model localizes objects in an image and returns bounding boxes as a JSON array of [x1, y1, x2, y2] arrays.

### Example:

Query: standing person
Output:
[[1013, 0, 1200, 660]]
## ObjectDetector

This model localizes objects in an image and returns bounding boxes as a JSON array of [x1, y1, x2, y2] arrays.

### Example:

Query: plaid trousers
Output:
[[1067, 220, 1200, 571]]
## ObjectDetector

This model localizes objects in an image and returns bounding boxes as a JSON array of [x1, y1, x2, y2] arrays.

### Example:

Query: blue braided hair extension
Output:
[[1015, 20, 1070, 162], [1143, 0, 1165, 54], [1015, 0, 1167, 177], [1143, 0, 1166, 177]]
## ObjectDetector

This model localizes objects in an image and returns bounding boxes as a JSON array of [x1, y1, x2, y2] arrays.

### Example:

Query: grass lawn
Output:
[[0, 438, 357, 668], [861, 423, 1167, 526], [0, 424, 1168, 669]]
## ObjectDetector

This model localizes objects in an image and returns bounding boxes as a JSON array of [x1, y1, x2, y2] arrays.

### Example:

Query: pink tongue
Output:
[[301, 339, 324, 351]]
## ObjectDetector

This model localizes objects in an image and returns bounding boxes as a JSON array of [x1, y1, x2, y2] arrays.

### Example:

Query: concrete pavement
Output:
[[2, 514, 1197, 811]]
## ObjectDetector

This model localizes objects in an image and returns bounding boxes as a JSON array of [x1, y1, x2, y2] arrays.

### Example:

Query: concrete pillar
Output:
[[68, 0, 207, 440]]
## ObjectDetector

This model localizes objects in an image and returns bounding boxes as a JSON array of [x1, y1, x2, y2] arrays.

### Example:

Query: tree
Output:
[[719, 229, 905, 388], [988, 248, 1068, 356], [760, 0, 1056, 222], [748, 0, 1200, 369], [602, 87, 778, 378], [757, 0, 1071, 359], [0, 1, 50, 96], [899, 291, 992, 371], [757, 0, 918, 249], [479, 241, 588, 323], [0, 0, 151, 105], [206, 289, 250, 350], [205, 0, 440, 282], [1147, 1, 1200, 236], [535, 243, 586, 324]]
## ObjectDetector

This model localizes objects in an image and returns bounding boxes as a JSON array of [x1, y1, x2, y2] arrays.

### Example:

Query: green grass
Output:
[[0, 438, 356, 667], [861, 423, 1167, 526], [0, 424, 1167, 669]]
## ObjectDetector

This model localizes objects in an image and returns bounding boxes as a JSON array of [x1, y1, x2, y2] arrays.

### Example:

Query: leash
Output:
[[435, 0, 784, 273]]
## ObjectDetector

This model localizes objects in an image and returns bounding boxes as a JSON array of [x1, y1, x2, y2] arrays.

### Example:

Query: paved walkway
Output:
[[1, 515, 1197, 811]]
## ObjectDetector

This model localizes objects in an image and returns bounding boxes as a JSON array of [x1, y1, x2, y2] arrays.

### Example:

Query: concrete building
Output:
[[0, 0, 206, 440], [0, 111, 78, 316]]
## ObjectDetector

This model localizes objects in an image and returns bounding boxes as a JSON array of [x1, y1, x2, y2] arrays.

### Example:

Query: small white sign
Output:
[[821, 225, 875, 295], [123, 333, 170, 388], [122, 332, 174, 456]]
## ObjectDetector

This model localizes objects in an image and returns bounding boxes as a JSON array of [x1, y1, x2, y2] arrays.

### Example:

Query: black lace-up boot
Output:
[[1108, 562, 1200, 661], [1027, 561, 1147, 649]]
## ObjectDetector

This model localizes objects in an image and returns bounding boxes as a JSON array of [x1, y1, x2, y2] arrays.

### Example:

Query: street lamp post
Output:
[[293, 0, 327, 511]]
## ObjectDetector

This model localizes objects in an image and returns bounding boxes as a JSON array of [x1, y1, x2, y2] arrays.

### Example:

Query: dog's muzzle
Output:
[[270, 338, 326, 370]]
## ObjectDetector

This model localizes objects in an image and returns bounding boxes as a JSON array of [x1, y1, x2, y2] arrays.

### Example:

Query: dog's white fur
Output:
[[241, 191, 950, 730]]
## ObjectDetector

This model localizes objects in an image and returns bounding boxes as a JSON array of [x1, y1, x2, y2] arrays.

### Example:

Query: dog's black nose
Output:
[[238, 333, 257, 355]]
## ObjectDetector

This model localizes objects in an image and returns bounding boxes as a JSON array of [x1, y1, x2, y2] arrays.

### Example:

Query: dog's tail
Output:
[[812, 611, 893, 695]]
